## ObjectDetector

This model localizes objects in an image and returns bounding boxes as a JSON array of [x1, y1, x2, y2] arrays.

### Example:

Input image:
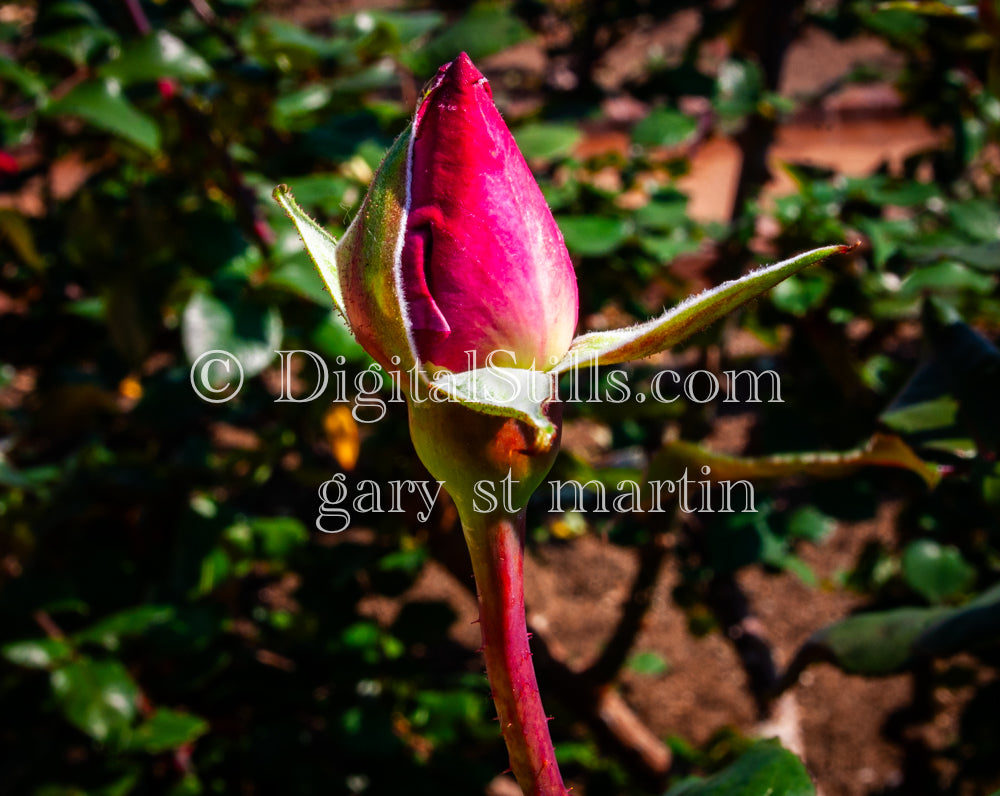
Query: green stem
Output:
[[463, 509, 569, 796]]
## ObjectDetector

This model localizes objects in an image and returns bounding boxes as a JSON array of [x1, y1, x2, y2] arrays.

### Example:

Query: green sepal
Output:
[[554, 244, 852, 372], [335, 129, 418, 373], [273, 184, 346, 316], [427, 367, 558, 449]]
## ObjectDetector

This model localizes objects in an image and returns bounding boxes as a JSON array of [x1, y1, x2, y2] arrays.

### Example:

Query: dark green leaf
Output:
[[38, 25, 118, 67], [900, 262, 995, 296], [99, 31, 212, 84], [73, 605, 176, 651], [769, 273, 832, 316], [556, 216, 630, 256], [514, 123, 581, 161], [355, 10, 445, 44], [881, 394, 960, 434], [902, 540, 975, 603], [634, 196, 689, 231], [914, 583, 1000, 658], [45, 79, 160, 152], [665, 739, 815, 796], [247, 17, 349, 63], [268, 254, 330, 304], [627, 651, 671, 676], [128, 709, 208, 753], [857, 217, 917, 268], [272, 85, 333, 129], [2, 638, 74, 670], [916, 242, 1000, 271], [799, 607, 948, 675], [50, 658, 139, 743], [249, 516, 309, 559], [639, 234, 701, 264], [787, 506, 836, 543], [0, 56, 48, 99], [402, 4, 532, 76], [714, 59, 764, 132], [182, 292, 283, 379], [949, 199, 1000, 242], [633, 107, 697, 148]]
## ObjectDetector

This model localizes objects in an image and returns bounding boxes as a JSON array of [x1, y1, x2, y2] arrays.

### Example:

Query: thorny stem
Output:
[[463, 510, 569, 796]]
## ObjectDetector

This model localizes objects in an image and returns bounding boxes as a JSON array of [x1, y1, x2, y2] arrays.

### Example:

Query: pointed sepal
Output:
[[554, 244, 853, 372], [273, 184, 346, 315]]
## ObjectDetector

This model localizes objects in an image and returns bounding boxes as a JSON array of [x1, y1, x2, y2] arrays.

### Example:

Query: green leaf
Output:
[[182, 292, 283, 380], [781, 584, 1000, 681], [2, 638, 73, 670], [914, 242, 1000, 272], [38, 24, 118, 67], [45, 79, 160, 152], [556, 245, 849, 371], [639, 234, 701, 264], [899, 262, 995, 296], [514, 123, 581, 161], [275, 174, 352, 213], [267, 254, 330, 305], [328, 62, 400, 95], [914, 583, 1000, 658], [556, 216, 630, 257], [881, 396, 959, 434], [312, 310, 370, 363], [247, 17, 349, 63], [632, 107, 698, 148], [0, 55, 48, 99], [51, 658, 139, 743], [665, 739, 815, 796], [99, 31, 213, 84], [948, 198, 1000, 242], [402, 3, 532, 76], [800, 608, 948, 675], [354, 10, 445, 45], [73, 605, 176, 651], [902, 540, 975, 603], [787, 506, 836, 543], [249, 516, 309, 559], [627, 651, 671, 676], [846, 175, 939, 206], [769, 272, 832, 316], [634, 195, 689, 231], [714, 58, 764, 133], [128, 709, 208, 753], [272, 84, 333, 129], [857, 217, 916, 268]]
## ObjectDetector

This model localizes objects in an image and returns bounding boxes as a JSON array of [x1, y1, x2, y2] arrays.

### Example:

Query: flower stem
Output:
[[463, 510, 569, 796]]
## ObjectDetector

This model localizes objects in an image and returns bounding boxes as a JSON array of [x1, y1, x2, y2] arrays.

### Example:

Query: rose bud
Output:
[[334, 52, 578, 375], [401, 53, 578, 372]]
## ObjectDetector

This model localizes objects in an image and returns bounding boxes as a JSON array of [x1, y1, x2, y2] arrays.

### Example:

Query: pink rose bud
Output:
[[401, 53, 578, 372], [338, 53, 578, 375]]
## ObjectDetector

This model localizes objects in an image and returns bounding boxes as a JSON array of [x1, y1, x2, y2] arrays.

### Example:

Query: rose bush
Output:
[[277, 52, 845, 796]]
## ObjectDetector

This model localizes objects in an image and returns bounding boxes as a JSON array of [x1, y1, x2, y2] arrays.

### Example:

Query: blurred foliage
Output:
[[0, 0, 999, 795]]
